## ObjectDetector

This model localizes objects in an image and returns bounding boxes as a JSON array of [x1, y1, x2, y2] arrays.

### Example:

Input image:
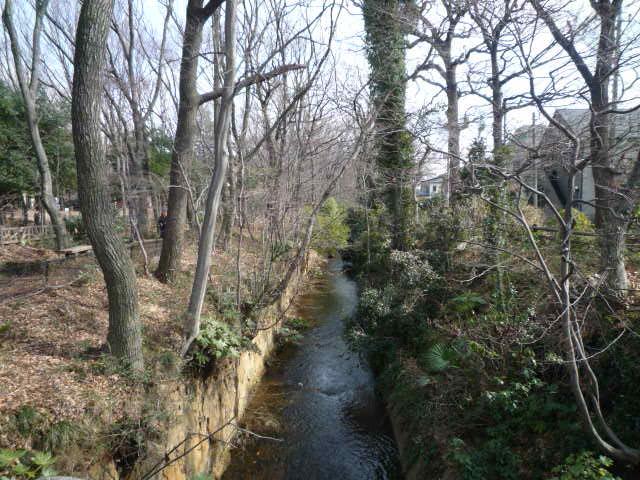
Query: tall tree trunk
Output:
[[3, 0, 69, 250], [126, 0, 151, 238], [182, 0, 236, 355], [531, 0, 628, 297], [21, 194, 28, 226], [591, 98, 628, 296], [219, 157, 236, 250], [590, 2, 628, 297], [362, 0, 412, 250], [445, 59, 460, 202], [130, 108, 151, 237], [72, 0, 143, 370], [156, 0, 207, 282], [485, 45, 507, 308]]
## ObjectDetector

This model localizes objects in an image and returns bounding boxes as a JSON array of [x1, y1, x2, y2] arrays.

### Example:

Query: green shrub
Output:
[[448, 437, 522, 480], [0, 448, 57, 479], [312, 197, 350, 256], [0, 321, 12, 336], [190, 317, 246, 368], [388, 249, 438, 288], [42, 420, 80, 452], [550, 451, 620, 480], [357, 287, 390, 329], [345, 205, 391, 278], [11, 406, 42, 438], [448, 292, 488, 315], [419, 343, 457, 373], [414, 200, 467, 272]]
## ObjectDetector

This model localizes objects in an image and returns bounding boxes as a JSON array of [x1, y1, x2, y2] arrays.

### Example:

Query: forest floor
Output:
[[0, 232, 286, 454]]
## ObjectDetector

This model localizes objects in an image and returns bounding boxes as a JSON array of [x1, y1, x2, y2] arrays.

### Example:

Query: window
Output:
[[432, 184, 438, 193]]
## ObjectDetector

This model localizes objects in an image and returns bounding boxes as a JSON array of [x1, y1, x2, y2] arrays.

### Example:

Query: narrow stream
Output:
[[223, 258, 401, 479]]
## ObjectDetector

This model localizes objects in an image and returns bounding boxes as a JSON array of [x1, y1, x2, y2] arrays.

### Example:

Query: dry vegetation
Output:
[[0, 228, 299, 455]]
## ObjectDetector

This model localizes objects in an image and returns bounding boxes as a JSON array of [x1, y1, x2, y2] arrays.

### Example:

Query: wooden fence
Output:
[[0, 225, 54, 245]]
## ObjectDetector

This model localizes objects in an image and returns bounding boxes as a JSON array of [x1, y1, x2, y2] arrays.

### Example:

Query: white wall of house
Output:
[[416, 176, 444, 198]]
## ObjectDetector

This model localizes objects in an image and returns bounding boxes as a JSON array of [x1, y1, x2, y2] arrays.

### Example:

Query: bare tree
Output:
[[530, 0, 640, 298], [467, 0, 534, 306], [105, 0, 173, 236], [473, 152, 640, 463], [155, 0, 222, 282], [155, 0, 305, 282], [182, 0, 237, 354], [409, 0, 473, 200], [181, 0, 343, 352], [3, 0, 69, 250], [72, 0, 143, 370]]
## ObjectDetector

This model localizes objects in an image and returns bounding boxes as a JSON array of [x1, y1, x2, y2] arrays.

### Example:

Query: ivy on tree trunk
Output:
[[363, 0, 413, 250]]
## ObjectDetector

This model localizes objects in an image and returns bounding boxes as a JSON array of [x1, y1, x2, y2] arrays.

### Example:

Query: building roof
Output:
[[554, 108, 640, 141], [419, 173, 446, 183], [538, 108, 640, 167]]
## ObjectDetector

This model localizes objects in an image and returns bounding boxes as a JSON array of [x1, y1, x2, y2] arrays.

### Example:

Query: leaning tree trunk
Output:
[[182, 0, 236, 356], [72, 0, 143, 370], [529, 0, 627, 299], [2, 0, 69, 250], [156, 1, 207, 283], [26, 106, 67, 249]]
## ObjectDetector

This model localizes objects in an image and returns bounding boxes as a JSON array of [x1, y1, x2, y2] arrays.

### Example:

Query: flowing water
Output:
[[223, 258, 401, 480]]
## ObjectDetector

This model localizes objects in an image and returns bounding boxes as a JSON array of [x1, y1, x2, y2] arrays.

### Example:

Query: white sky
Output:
[[10, 0, 640, 178]]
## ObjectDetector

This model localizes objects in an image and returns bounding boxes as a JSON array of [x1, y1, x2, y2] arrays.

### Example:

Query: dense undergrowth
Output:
[[345, 198, 640, 479]]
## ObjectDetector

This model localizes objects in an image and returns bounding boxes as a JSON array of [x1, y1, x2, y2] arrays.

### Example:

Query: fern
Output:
[[449, 293, 487, 314], [422, 343, 456, 373]]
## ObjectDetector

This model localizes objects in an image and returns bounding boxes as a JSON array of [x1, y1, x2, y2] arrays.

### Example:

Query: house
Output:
[[519, 109, 640, 220], [509, 123, 546, 206], [416, 173, 446, 199]]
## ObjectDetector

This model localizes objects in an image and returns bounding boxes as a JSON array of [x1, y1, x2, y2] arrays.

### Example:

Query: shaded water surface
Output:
[[223, 259, 400, 480]]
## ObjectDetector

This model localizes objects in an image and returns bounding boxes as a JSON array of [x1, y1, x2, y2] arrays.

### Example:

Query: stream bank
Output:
[[0, 245, 317, 480], [222, 258, 400, 479]]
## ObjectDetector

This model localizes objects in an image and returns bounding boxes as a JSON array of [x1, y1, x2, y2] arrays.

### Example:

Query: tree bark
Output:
[[3, 0, 69, 250], [362, 0, 413, 250], [156, 0, 208, 282], [486, 35, 508, 307], [531, 0, 628, 296], [590, 2, 628, 296], [129, 106, 152, 237], [182, 0, 236, 356], [445, 58, 460, 201], [219, 158, 237, 250], [72, 0, 143, 370]]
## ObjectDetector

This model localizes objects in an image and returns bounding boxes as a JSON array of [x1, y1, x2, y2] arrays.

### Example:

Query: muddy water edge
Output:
[[222, 258, 401, 480]]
